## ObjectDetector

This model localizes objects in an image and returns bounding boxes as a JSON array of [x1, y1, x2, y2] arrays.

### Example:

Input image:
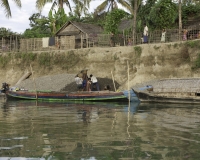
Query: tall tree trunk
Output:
[[59, 0, 63, 9], [111, 0, 114, 10], [179, 0, 182, 41], [132, 0, 137, 45]]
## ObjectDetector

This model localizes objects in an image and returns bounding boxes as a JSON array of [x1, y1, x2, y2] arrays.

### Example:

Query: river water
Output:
[[0, 98, 200, 160]]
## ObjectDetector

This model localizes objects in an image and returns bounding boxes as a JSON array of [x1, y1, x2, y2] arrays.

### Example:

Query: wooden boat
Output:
[[6, 89, 139, 102], [133, 78, 200, 104]]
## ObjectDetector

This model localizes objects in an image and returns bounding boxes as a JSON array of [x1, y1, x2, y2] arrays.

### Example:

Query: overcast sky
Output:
[[0, 0, 101, 34]]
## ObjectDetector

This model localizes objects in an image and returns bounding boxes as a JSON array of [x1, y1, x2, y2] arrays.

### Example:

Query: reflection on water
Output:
[[0, 98, 200, 159]]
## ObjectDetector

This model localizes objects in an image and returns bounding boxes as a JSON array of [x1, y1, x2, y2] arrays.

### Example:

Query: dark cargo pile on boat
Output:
[[16, 73, 120, 92]]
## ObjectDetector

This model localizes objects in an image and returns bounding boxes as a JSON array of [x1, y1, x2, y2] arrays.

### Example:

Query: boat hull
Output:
[[134, 90, 200, 104], [6, 90, 139, 102]]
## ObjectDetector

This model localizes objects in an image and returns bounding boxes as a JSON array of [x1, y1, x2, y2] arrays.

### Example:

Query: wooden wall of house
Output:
[[60, 36, 75, 49]]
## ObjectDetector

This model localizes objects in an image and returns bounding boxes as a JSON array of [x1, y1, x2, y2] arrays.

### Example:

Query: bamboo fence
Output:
[[1, 28, 200, 53]]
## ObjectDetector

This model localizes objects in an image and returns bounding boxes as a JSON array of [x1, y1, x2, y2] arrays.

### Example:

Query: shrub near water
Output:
[[0, 51, 80, 70], [193, 53, 200, 70], [37, 52, 52, 67], [0, 53, 12, 68]]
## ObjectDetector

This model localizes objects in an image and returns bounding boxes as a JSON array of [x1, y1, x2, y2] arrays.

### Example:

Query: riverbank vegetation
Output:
[[1, 0, 200, 38], [0, 51, 80, 70]]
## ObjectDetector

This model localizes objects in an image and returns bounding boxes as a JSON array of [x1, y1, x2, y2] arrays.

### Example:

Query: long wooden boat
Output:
[[133, 78, 200, 104], [6, 89, 139, 102]]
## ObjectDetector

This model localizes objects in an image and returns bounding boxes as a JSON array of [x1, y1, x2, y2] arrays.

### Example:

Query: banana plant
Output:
[[48, 8, 67, 35]]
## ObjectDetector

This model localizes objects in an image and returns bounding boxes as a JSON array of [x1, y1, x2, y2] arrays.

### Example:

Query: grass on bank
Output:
[[0, 51, 80, 70]]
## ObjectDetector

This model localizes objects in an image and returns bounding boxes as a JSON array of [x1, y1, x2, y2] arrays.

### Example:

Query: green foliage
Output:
[[149, 0, 177, 29], [173, 43, 178, 48], [153, 45, 160, 50], [38, 52, 52, 67], [192, 53, 200, 69], [0, 27, 18, 37], [167, 44, 171, 49], [22, 13, 51, 38], [182, 4, 200, 25], [113, 54, 119, 60], [186, 40, 200, 48], [48, 8, 67, 35], [104, 9, 127, 34], [136, 0, 157, 32], [180, 46, 190, 61], [0, 54, 11, 68], [22, 52, 37, 64], [134, 46, 142, 57]]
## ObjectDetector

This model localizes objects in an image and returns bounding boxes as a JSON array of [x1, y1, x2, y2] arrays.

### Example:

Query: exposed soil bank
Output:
[[1, 40, 200, 90]]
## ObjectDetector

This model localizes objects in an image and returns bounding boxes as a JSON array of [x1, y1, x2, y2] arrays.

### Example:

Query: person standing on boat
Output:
[[75, 75, 83, 91], [90, 74, 100, 91], [86, 78, 92, 91]]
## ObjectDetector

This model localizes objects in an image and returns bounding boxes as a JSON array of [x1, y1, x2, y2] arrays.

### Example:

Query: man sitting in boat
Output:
[[104, 85, 111, 91], [1, 82, 9, 93], [75, 75, 83, 91]]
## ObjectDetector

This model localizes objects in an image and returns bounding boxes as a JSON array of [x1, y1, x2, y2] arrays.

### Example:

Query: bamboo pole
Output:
[[30, 64, 38, 100], [15, 35, 17, 52], [123, 30, 125, 46], [127, 61, 130, 102], [81, 34, 83, 49], [87, 33, 89, 48], [1, 37, 3, 50], [10, 35, 11, 51], [111, 71, 116, 92]]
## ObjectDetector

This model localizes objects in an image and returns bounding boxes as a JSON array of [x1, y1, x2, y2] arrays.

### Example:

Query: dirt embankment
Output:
[[0, 40, 200, 91]]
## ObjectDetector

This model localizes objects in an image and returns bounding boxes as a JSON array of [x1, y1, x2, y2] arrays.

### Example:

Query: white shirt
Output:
[[75, 77, 83, 85], [144, 25, 148, 36], [91, 76, 98, 83]]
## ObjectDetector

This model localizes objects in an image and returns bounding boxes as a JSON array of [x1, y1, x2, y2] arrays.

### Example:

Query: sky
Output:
[[0, 0, 102, 34]]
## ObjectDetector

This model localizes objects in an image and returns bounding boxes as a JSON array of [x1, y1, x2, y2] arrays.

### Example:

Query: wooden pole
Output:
[[127, 61, 130, 102], [87, 34, 89, 48], [111, 71, 116, 92], [81, 34, 83, 49], [30, 64, 38, 100], [10, 35, 11, 51], [123, 30, 125, 46]]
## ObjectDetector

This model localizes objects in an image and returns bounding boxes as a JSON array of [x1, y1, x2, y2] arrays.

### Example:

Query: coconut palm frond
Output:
[[83, 0, 91, 7], [12, 0, 21, 7], [63, 0, 72, 12], [36, 0, 53, 11], [94, 1, 109, 14], [51, 1, 57, 10], [1, 0, 12, 17], [118, 0, 133, 13]]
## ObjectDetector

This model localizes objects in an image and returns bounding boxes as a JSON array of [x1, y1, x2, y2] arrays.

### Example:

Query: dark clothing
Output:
[[77, 84, 83, 90], [91, 82, 100, 91], [143, 36, 148, 43], [49, 37, 55, 46]]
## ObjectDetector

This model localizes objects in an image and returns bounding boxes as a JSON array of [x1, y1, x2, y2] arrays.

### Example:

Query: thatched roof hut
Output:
[[55, 21, 103, 39]]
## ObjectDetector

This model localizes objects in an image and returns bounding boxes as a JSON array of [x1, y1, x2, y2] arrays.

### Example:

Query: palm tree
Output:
[[36, 0, 90, 13], [1, 0, 21, 18], [94, 0, 132, 15], [73, 1, 90, 19]]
